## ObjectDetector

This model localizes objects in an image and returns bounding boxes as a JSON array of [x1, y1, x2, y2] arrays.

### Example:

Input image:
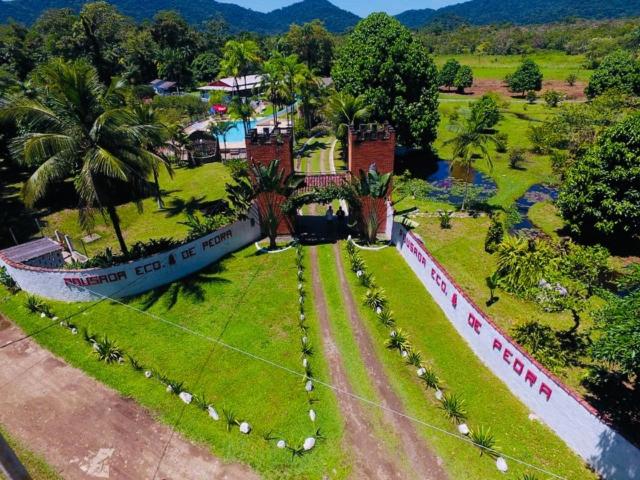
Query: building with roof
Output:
[[197, 74, 263, 97], [0, 237, 64, 269], [150, 79, 178, 96]]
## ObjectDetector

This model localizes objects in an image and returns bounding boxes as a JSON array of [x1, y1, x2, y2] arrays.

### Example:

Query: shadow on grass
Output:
[[137, 262, 230, 311]]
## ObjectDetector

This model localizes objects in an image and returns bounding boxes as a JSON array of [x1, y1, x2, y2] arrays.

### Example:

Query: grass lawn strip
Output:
[[341, 245, 596, 479], [0, 245, 347, 479], [0, 424, 62, 480]]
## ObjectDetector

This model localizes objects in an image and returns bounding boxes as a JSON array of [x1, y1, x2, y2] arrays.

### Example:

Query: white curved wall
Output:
[[0, 215, 261, 302], [392, 223, 639, 479]]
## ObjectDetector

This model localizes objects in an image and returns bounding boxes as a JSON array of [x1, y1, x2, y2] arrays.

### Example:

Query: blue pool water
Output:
[[215, 119, 257, 143]]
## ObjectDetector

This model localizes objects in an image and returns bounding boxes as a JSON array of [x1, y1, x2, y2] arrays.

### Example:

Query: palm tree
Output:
[[444, 114, 503, 211], [0, 59, 161, 255], [353, 168, 392, 244], [219, 39, 260, 135], [281, 54, 305, 127], [294, 64, 322, 130], [260, 54, 288, 126], [128, 101, 173, 209], [326, 91, 370, 146], [209, 121, 237, 162]]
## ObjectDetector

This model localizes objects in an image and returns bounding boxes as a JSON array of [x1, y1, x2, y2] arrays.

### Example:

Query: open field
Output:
[[433, 52, 590, 82], [0, 246, 348, 479], [337, 245, 596, 479]]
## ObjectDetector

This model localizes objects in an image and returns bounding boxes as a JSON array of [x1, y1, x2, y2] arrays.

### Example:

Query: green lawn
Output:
[[298, 136, 332, 174], [433, 52, 590, 82], [341, 245, 595, 479], [0, 424, 62, 480], [36, 162, 231, 256], [0, 245, 347, 479], [528, 201, 564, 239]]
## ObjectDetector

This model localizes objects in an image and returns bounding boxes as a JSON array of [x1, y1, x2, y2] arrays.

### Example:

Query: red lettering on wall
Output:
[[64, 271, 127, 287], [513, 358, 524, 376], [467, 313, 482, 334], [451, 293, 458, 309], [503, 349, 513, 365], [492, 338, 503, 351], [539, 383, 552, 401], [525, 370, 537, 387]]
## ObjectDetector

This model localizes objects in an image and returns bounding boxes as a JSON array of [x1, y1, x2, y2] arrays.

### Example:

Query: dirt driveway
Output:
[[0, 318, 258, 480]]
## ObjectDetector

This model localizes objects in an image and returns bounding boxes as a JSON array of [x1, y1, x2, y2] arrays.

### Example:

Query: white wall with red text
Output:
[[0, 214, 261, 302], [392, 223, 639, 479]]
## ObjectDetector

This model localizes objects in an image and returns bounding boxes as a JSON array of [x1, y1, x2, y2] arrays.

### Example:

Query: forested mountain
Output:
[[0, 0, 359, 33], [1, 0, 639, 32]]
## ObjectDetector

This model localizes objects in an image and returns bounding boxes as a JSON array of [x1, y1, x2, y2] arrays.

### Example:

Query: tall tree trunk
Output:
[[107, 205, 128, 256], [153, 168, 164, 209]]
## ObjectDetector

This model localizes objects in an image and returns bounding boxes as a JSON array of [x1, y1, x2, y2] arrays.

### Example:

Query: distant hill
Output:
[[400, 0, 640, 29], [1, 0, 639, 31], [0, 0, 360, 33]]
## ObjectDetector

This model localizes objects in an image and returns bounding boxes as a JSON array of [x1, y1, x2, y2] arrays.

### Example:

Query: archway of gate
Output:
[[282, 174, 360, 243]]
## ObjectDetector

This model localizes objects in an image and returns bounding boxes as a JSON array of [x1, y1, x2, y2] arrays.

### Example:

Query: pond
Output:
[[424, 159, 497, 207], [512, 184, 559, 232]]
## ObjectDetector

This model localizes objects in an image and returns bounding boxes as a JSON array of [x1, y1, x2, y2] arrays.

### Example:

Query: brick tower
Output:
[[245, 127, 294, 235], [347, 123, 396, 235]]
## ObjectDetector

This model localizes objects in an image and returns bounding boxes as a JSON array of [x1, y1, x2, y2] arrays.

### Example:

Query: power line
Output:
[[79, 284, 569, 480]]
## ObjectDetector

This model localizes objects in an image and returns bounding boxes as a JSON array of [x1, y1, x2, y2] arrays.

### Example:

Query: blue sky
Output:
[[216, 0, 459, 16]]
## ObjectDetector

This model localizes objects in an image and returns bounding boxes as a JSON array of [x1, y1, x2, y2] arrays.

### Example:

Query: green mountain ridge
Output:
[[0, 0, 639, 31]]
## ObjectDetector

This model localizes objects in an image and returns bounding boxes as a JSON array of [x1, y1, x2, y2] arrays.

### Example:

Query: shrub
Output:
[[470, 93, 501, 130], [495, 132, 508, 153], [512, 321, 567, 372], [526, 90, 537, 104], [386, 329, 409, 352], [363, 288, 387, 311], [439, 393, 467, 424], [484, 215, 504, 253], [470, 426, 497, 457], [508, 147, 527, 169], [182, 212, 234, 242], [151, 95, 208, 117], [406, 350, 422, 367], [377, 309, 396, 327], [566, 73, 577, 87], [419, 366, 441, 390], [543, 89, 563, 107], [0, 267, 19, 293], [24, 295, 53, 317], [438, 210, 453, 229], [496, 236, 556, 294]]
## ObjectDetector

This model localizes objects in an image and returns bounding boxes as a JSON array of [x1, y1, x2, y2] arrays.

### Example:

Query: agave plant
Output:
[[223, 408, 238, 432], [24, 295, 52, 317], [166, 379, 184, 395], [83, 328, 97, 345], [519, 474, 540, 480], [406, 350, 422, 367], [377, 309, 395, 328], [93, 336, 123, 364], [359, 271, 376, 288], [419, 366, 441, 390], [470, 426, 497, 457], [439, 393, 468, 424], [386, 329, 409, 352], [193, 392, 211, 411], [363, 288, 387, 311], [349, 254, 365, 273], [301, 343, 314, 357], [345, 241, 356, 256]]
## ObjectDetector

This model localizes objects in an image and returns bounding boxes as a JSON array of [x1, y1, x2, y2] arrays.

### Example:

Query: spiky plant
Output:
[[346, 241, 356, 255], [166, 379, 184, 395], [128, 355, 143, 372], [363, 288, 387, 311], [223, 408, 238, 432], [439, 393, 468, 424], [406, 350, 422, 367], [359, 271, 376, 288], [470, 426, 497, 457], [419, 366, 441, 390], [263, 430, 277, 442], [93, 336, 123, 364], [304, 364, 313, 379], [385, 329, 409, 352], [377, 309, 395, 327], [350, 254, 365, 273], [288, 445, 306, 459], [193, 392, 211, 411], [301, 344, 314, 357], [24, 295, 45, 314], [519, 474, 540, 480], [82, 328, 97, 345], [297, 269, 304, 281]]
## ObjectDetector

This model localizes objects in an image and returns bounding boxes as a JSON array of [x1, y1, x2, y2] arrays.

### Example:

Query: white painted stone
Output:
[[376, 307, 382, 315], [435, 389, 443, 401], [309, 409, 316, 422], [458, 423, 470, 435], [302, 336, 308, 344], [71, 328, 78, 335], [305, 380, 313, 392], [496, 457, 508, 472], [40, 312, 46, 318], [356, 270, 363, 277], [277, 440, 286, 449], [166, 385, 173, 393], [299, 296, 304, 304], [239, 422, 251, 434], [302, 358, 308, 368], [401, 350, 408, 358], [52, 316, 58, 321], [144, 370, 153, 379], [300, 314, 305, 321], [390, 330, 397, 337], [303, 437, 316, 451], [179, 392, 192, 404], [417, 367, 426, 377], [207, 406, 219, 421], [298, 283, 303, 290]]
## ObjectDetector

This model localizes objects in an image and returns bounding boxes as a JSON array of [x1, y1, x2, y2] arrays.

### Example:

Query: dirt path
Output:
[[0, 318, 258, 480], [331, 244, 448, 480], [308, 247, 406, 479]]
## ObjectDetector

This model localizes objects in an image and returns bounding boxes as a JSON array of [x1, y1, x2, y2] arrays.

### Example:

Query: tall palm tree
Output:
[[281, 54, 305, 127], [294, 64, 322, 130], [326, 91, 370, 145], [444, 114, 503, 210], [128, 101, 173, 209], [260, 54, 288, 126], [209, 121, 237, 162], [220, 39, 260, 135], [0, 59, 161, 255]]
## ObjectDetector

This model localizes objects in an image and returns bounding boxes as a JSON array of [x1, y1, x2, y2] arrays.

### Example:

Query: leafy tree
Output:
[[439, 59, 460, 91], [565, 73, 577, 86], [283, 20, 334, 76], [591, 290, 640, 383], [209, 121, 237, 162], [526, 90, 538, 104], [496, 236, 557, 294], [454, 65, 473, 93], [505, 59, 543, 96], [557, 113, 640, 241], [585, 50, 640, 99], [560, 242, 610, 295], [0, 23, 33, 81], [25, 8, 79, 64], [470, 93, 501, 130], [332, 13, 439, 149], [484, 215, 504, 253], [325, 90, 369, 147], [190, 52, 220, 83], [121, 28, 158, 84], [0, 59, 163, 255]]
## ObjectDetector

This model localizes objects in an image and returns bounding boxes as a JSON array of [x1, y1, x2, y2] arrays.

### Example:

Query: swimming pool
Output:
[[214, 119, 257, 143]]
